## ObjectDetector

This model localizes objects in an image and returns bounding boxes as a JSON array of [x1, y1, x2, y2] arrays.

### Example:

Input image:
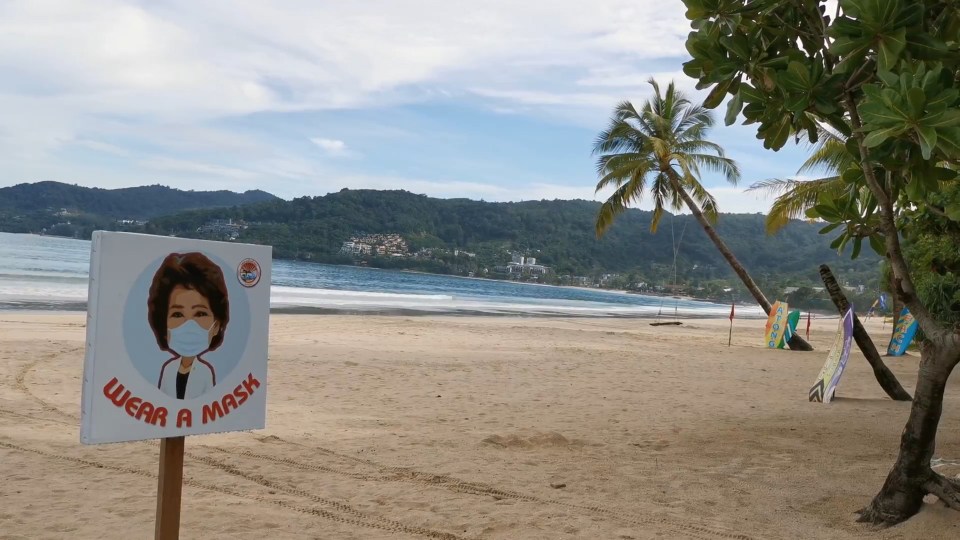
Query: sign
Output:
[[764, 301, 789, 348], [887, 307, 918, 356], [80, 232, 271, 444], [809, 306, 854, 403]]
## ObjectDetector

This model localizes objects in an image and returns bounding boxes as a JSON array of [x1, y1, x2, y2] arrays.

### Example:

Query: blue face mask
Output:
[[168, 319, 213, 357]]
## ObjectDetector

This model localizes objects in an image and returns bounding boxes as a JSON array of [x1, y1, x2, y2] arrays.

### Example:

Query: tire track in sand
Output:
[[202, 444, 755, 540], [12, 350, 753, 539], [0, 439, 467, 539], [10, 354, 468, 539]]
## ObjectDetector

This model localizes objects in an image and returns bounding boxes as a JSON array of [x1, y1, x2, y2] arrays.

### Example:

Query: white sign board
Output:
[[80, 232, 271, 444]]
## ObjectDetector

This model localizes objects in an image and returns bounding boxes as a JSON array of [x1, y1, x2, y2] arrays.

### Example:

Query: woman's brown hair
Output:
[[147, 252, 230, 353]]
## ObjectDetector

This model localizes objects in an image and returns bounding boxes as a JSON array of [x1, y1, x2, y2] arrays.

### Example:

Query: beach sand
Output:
[[1, 313, 958, 539]]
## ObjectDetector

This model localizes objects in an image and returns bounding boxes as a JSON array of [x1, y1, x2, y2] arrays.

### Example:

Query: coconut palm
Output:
[[593, 78, 813, 350], [747, 126, 851, 234]]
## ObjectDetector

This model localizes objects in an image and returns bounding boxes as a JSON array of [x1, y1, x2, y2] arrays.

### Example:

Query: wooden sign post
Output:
[[727, 301, 735, 347], [155, 436, 186, 540], [80, 232, 272, 538]]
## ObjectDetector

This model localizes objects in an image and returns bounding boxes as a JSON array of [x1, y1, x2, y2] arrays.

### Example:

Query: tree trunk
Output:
[[888, 272, 903, 354], [819, 265, 912, 401], [858, 342, 960, 524], [664, 171, 814, 350]]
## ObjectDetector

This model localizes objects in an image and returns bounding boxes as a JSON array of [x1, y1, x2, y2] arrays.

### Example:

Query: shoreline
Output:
[[0, 304, 772, 319]]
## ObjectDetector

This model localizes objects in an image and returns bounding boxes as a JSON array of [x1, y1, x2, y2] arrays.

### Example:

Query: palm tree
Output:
[[593, 78, 813, 351], [747, 126, 852, 234]]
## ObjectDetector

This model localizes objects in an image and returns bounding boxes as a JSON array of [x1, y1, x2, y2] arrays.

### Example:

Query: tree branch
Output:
[[924, 473, 960, 510], [841, 93, 945, 339]]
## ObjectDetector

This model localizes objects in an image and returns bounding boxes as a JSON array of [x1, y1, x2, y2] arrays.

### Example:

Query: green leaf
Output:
[[936, 127, 960, 157], [906, 87, 926, 118], [877, 70, 899, 88], [905, 177, 927, 200], [813, 203, 841, 221], [719, 33, 751, 60], [917, 125, 938, 159], [851, 237, 863, 259], [869, 234, 886, 256], [703, 78, 732, 109], [927, 89, 960, 112], [906, 32, 949, 59], [877, 28, 907, 72], [739, 85, 764, 103], [765, 117, 791, 150], [724, 93, 743, 126], [819, 223, 842, 235], [946, 203, 960, 222], [779, 61, 813, 94], [830, 15, 863, 38], [758, 56, 790, 69], [922, 109, 960, 129], [863, 126, 904, 147], [784, 93, 809, 113]]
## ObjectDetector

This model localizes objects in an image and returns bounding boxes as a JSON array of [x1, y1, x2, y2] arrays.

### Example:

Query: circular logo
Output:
[[238, 258, 261, 287]]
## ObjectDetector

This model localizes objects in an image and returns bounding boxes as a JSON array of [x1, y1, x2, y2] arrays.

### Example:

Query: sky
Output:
[[0, 0, 822, 214]]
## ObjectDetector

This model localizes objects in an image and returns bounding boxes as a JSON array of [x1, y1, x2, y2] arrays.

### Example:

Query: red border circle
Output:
[[237, 258, 261, 288]]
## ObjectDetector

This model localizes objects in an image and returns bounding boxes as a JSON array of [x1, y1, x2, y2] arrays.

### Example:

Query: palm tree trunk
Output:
[[665, 171, 813, 351], [819, 265, 911, 401]]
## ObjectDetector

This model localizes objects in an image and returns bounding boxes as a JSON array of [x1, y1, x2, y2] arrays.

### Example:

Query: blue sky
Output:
[[0, 0, 818, 213]]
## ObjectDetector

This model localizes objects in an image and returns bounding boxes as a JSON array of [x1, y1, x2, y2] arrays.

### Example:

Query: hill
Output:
[[141, 188, 881, 297], [0, 181, 279, 235], [0, 181, 278, 217]]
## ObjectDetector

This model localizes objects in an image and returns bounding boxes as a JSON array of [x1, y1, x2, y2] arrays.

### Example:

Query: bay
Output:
[[0, 232, 757, 317]]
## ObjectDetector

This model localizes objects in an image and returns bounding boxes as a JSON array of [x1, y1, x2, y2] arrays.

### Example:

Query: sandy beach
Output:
[[1, 313, 959, 539]]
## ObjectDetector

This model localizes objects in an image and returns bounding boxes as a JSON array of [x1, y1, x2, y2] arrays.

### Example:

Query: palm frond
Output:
[[596, 173, 647, 237], [591, 77, 739, 235], [797, 136, 851, 176], [748, 177, 842, 233], [682, 173, 720, 223], [686, 153, 741, 185]]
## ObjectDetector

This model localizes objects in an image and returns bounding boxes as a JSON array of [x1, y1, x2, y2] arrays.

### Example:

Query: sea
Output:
[[0, 232, 762, 318]]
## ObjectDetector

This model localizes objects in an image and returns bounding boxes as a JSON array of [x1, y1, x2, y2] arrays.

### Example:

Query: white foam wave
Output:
[[0, 280, 767, 318]]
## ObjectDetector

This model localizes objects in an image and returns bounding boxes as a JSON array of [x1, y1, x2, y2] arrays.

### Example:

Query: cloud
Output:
[[0, 1, 692, 134], [141, 157, 258, 180], [310, 137, 350, 157], [0, 0, 799, 214]]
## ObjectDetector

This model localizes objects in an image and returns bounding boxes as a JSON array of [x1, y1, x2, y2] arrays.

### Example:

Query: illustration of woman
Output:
[[148, 252, 230, 399]]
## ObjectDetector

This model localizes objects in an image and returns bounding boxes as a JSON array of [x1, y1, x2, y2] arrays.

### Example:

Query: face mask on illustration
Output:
[[169, 319, 213, 357]]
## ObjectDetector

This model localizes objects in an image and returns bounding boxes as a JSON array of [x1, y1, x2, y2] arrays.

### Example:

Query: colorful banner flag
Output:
[[887, 308, 919, 356]]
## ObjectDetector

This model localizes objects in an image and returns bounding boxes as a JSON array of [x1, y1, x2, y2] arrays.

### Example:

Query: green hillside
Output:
[[0, 181, 278, 236], [142, 188, 880, 294]]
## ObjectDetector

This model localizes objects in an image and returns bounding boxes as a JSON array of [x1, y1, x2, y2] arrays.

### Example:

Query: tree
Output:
[[592, 78, 813, 350], [682, 0, 960, 524], [751, 125, 910, 401]]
